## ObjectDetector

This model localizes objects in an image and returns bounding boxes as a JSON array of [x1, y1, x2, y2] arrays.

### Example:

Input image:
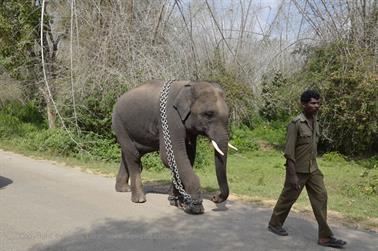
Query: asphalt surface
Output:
[[0, 149, 377, 251]]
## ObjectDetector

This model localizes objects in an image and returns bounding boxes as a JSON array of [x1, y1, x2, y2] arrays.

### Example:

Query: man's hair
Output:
[[300, 89, 320, 103]]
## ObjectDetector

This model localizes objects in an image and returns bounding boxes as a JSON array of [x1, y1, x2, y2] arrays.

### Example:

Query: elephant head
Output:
[[173, 82, 230, 204]]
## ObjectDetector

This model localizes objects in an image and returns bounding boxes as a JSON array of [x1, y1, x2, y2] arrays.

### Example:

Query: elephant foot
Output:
[[168, 195, 188, 209], [115, 183, 131, 192], [168, 195, 180, 207], [183, 199, 204, 215], [131, 191, 146, 203], [168, 195, 204, 214], [211, 193, 227, 204]]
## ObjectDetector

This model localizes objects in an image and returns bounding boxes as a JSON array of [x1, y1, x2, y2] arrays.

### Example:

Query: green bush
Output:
[[142, 153, 165, 171], [309, 43, 377, 155], [260, 71, 300, 121], [201, 48, 256, 126], [71, 84, 129, 138], [322, 151, 347, 162], [230, 124, 259, 152], [260, 42, 377, 156], [320, 72, 377, 155], [0, 113, 23, 138], [357, 171, 378, 195], [356, 156, 378, 170], [194, 137, 213, 170], [0, 101, 45, 125], [79, 132, 120, 162], [141, 137, 213, 172], [212, 72, 256, 126], [23, 129, 79, 156]]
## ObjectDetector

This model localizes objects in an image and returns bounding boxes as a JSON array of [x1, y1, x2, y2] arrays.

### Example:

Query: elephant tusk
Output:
[[211, 140, 224, 156], [228, 143, 238, 151]]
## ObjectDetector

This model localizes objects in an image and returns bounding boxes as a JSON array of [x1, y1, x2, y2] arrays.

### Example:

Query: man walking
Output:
[[268, 90, 346, 249]]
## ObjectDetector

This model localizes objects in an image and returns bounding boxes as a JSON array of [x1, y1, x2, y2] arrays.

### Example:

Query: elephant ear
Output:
[[173, 84, 193, 121]]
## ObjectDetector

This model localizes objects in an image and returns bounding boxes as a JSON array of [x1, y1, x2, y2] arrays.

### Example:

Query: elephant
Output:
[[112, 80, 235, 214]]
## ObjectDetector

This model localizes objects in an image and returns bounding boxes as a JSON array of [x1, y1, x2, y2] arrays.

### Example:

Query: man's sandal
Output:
[[318, 237, 347, 249], [268, 225, 288, 236]]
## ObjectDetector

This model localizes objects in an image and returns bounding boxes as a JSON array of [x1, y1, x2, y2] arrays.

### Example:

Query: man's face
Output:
[[302, 98, 320, 116]]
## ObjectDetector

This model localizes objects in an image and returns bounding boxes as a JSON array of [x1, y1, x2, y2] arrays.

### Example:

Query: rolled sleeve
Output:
[[284, 122, 297, 162]]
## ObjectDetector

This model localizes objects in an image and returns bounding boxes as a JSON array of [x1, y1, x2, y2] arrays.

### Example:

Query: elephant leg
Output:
[[115, 151, 130, 192], [114, 127, 146, 203], [124, 150, 146, 203]]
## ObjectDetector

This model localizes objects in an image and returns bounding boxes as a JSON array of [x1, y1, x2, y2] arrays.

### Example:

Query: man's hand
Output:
[[285, 159, 301, 191], [286, 172, 300, 191]]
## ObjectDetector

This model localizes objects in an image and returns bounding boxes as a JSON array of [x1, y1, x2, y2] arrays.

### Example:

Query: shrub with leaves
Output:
[[260, 42, 377, 156], [202, 48, 256, 126], [260, 71, 300, 121], [63, 84, 129, 138], [304, 42, 378, 155]]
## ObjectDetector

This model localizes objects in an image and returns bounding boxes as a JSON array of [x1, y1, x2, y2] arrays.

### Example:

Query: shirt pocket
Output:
[[297, 127, 312, 145]]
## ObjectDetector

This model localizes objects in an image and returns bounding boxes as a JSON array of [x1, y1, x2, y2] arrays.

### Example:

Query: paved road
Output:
[[0, 149, 377, 251]]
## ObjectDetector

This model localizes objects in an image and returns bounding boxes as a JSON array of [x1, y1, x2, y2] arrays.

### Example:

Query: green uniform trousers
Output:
[[269, 168, 333, 238]]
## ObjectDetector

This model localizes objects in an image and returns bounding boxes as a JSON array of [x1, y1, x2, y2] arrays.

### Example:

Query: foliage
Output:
[[71, 84, 129, 138], [259, 71, 300, 121], [0, 1, 41, 79], [248, 120, 287, 147], [229, 124, 259, 152], [356, 156, 378, 170], [79, 132, 120, 162], [230, 120, 287, 152], [142, 153, 165, 171], [322, 151, 347, 163], [202, 48, 256, 126], [260, 42, 377, 156], [357, 170, 378, 196], [0, 101, 45, 138], [193, 137, 213, 170], [24, 129, 79, 156], [306, 42, 377, 155], [1, 101, 45, 125], [0, 113, 24, 138], [0, 74, 24, 106], [142, 137, 213, 172]]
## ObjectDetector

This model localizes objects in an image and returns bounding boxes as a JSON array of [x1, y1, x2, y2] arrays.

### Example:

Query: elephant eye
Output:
[[203, 111, 215, 118]]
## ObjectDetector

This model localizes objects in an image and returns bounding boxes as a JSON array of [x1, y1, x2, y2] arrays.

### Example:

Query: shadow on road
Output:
[[30, 200, 378, 251], [143, 180, 229, 202], [0, 176, 13, 189], [143, 180, 171, 195]]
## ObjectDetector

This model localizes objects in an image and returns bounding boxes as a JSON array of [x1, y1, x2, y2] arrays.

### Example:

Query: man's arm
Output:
[[284, 122, 300, 191], [286, 159, 300, 191]]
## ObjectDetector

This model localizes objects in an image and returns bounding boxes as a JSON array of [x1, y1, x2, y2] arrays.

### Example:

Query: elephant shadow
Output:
[[142, 180, 222, 203], [143, 180, 171, 195], [0, 176, 13, 189]]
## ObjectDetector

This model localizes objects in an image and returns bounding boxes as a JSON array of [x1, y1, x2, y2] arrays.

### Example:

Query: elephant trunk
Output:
[[209, 131, 229, 203]]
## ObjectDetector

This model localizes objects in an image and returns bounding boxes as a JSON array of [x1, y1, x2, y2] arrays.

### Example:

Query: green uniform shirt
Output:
[[284, 113, 319, 173]]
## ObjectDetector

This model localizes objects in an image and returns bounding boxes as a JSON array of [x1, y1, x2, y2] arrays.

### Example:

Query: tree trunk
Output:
[[41, 88, 56, 129], [46, 101, 56, 129]]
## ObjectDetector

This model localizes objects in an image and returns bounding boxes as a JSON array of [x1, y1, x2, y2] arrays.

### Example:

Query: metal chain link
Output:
[[159, 80, 192, 205]]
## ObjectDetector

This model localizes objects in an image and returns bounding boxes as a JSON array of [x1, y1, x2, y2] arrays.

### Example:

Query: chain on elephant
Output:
[[160, 80, 204, 214]]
